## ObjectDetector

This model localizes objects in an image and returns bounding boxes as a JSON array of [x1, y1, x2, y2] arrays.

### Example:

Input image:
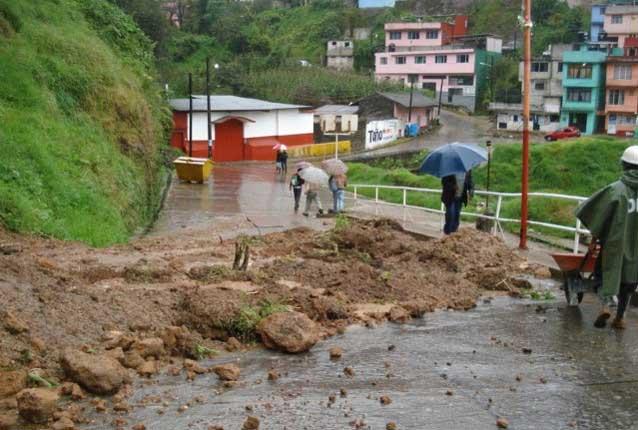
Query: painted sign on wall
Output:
[[365, 119, 402, 150]]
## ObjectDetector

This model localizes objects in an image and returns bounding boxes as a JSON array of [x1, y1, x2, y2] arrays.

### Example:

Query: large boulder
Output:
[[256, 312, 319, 353], [60, 349, 130, 394], [212, 363, 240, 381], [16, 388, 59, 424], [0, 370, 26, 398]]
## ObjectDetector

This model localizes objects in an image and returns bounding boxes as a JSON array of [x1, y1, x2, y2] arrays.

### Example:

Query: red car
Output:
[[544, 126, 581, 141]]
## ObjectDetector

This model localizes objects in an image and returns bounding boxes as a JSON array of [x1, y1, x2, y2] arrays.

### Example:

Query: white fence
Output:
[[350, 184, 589, 253]]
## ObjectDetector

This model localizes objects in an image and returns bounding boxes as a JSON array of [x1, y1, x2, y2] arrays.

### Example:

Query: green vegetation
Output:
[[193, 344, 219, 360], [225, 300, 289, 341], [0, 0, 170, 246], [348, 138, 634, 236]]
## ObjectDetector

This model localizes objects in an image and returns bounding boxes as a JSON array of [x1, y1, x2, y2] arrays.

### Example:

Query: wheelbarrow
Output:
[[550, 243, 600, 306]]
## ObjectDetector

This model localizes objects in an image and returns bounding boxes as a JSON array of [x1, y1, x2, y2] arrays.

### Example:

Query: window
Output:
[[415, 56, 426, 64], [457, 54, 469, 63], [567, 64, 592, 79], [331, 41, 337, 46], [435, 55, 447, 64], [395, 56, 406, 65], [513, 115, 519, 122], [612, 15, 623, 24], [344, 42, 350, 47], [609, 89, 625, 105], [426, 30, 439, 39], [618, 114, 636, 124], [498, 122, 507, 129], [567, 88, 592, 102], [557, 62, 563, 73], [448, 76, 473, 86], [531, 62, 549, 72], [380, 57, 388, 65], [408, 31, 420, 40], [550, 114, 560, 122], [600, 7, 606, 14], [614, 64, 632, 80], [389, 31, 401, 40], [534, 81, 546, 90]]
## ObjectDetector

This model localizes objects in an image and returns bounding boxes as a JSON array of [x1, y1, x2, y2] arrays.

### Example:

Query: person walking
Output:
[[280, 149, 288, 175], [576, 145, 638, 329], [303, 181, 323, 217], [329, 173, 348, 213], [289, 168, 305, 213], [441, 170, 473, 234], [275, 151, 283, 174]]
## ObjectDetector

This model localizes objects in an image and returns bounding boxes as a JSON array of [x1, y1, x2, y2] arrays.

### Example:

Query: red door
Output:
[[214, 119, 244, 162]]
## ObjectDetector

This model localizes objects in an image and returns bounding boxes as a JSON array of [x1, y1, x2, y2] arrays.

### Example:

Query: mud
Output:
[[0, 218, 536, 429]]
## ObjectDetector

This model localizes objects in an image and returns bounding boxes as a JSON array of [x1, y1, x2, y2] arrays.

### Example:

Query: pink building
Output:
[[603, 5, 638, 48], [374, 17, 502, 112]]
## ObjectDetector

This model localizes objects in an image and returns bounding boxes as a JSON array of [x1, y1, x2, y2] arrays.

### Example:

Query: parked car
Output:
[[544, 126, 581, 141]]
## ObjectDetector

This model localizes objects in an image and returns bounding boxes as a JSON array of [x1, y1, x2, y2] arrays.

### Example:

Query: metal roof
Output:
[[169, 95, 308, 112], [311, 105, 359, 115], [378, 92, 437, 108]]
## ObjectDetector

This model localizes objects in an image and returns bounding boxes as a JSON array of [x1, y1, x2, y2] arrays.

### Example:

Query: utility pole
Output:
[[519, 0, 532, 250], [206, 58, 212, 159], [188, 72, 193, 158], [437, 76, 444, 116], [408, 78, 414, 122]]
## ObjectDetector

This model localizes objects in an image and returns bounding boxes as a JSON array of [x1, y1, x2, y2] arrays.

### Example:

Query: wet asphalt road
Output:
[[85, 292, 638, 430]]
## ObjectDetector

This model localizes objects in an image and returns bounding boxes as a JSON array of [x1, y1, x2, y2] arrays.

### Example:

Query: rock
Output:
[[94, 399, 107, 413], [133, 338, 165, 359], [122, 350, 145, 369], [0, 370, 26, 398], [340, 388, 347, 397], [0, 412, 17, 430], [267, 370, 279, 381], [388, 345, 396, 351], [379, 395, 392, 405], [446, 389, 454, 396], [208, 426, 224, 430], [242, 416, 260, 430], [329, 347, 343, 359], [112, 417, 127, 427], [51, 416, 75, 430], [386, 423, 397, 430], [16, 388, 59, 424], [0, 398, 17, 412], [521, 347, 532, 354], [160, 326, 192, 355], [0, 243, 20, 255], [184, 359, 207, 375], [213, 364, 240, 381], [2, 311, 28, 335], [132, 424, 146, 430], [59, 382, 84, 400], [388, 306, 411, 323], [344, 367, 355, 377], [137, 360, 159, 377], [256, 312, 319, 353], [106, 347, 125, 363], [496, 417, 509, 428], [29, 336, 46, 353], [112, 401, 130, 412], [60, 349, 130, 394], [225, 337, 242, 352]]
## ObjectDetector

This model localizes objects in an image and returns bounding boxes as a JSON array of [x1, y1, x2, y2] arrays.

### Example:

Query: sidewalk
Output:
[[345, 195, 562, 270]]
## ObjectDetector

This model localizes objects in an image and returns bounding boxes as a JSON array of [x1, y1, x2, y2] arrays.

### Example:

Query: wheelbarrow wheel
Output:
[[563, 282, 584, 306]]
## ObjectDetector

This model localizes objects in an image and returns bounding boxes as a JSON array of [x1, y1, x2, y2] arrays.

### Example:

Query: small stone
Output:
[[386, 423, 397, 430], [137, 360, 159, 377], [379, 395, 392, 405], [267, 370, 279, 381], [51, 416, 75, 430], [3, 311, 28, 334], [178, 405, 189, 413], [340, 388, 347, 397], [225, 337, 242, 352], [94, 399, 107, 413], [242, 415, 260, 430], [328, 394, 336, 404], [446, 390, 453, 396], [515, 375, 522, 382], [213, 363, 240, 381], [16, 388, 59, 424], [496, 417, 509, 428], [112, 417, 127, 427], [209, 426, 224, 430], [183, 359, 207, 375], [388, 345, 396, 351], [343, 367, 355, 377], [113, 401, 130, 412], [133, 338, 165, 359], [522, 347, 532, 354], [329, 347, 343, 359], [540, 377, 547, 384], [132, 424, 146, 430]]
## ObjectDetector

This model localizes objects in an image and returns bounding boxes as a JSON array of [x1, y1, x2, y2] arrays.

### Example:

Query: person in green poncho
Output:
[[576, 145, 638, 329]]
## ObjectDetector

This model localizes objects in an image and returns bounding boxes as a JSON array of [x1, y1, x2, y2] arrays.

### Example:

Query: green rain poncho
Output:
[[575, 169, 638, 298]]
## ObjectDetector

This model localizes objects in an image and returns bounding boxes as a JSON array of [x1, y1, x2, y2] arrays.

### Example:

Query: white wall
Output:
[[187, 109, 313, 140], [365, 119, 403, 149]]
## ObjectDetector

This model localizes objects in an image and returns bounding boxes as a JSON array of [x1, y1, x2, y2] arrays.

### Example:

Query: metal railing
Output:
[[349, 184, 589, 253]]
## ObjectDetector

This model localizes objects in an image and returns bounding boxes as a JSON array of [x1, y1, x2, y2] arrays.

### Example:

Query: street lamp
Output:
[[206, 61, 220, 159]]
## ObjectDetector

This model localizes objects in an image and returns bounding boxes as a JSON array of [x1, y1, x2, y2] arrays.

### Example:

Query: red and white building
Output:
[[170, 95, 314, 162]]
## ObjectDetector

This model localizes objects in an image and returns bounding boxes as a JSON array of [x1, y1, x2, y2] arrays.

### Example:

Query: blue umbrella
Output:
[[419, 142, 488, 178]]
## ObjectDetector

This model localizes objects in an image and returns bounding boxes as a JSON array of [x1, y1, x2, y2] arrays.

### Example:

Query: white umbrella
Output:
[[299, 166, 329, 186], [321, 159, 348, 175]]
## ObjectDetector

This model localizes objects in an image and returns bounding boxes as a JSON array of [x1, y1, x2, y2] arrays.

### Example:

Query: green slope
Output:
[[0, 0, 170, 246]]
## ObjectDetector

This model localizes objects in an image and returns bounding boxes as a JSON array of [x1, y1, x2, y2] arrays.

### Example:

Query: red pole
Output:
[[519, 0, 532, 250]]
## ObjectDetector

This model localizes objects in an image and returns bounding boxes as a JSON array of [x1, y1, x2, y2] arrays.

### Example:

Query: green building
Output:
[[560, 46, 607, 135]]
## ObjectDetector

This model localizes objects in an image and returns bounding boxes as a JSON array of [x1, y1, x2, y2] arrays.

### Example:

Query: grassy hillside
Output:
[[0, 0, 170, 246], [348, 137, 633, 235]]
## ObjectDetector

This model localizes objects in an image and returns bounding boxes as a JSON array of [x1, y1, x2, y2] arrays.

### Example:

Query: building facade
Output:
[[358, 0, 395, 8], [374, 17, 501, 112], [605, 39, 638, 136], [603, 5, 638, 48], [560, 46, 607, 135], [326, 40, 354, 70], [169, 96, 313, 162], [591, 4, 607, 43]]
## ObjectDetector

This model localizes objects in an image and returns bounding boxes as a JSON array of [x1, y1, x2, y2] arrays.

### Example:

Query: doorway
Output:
[[568, 112, 587, 133], [214, 119, 244, 162]]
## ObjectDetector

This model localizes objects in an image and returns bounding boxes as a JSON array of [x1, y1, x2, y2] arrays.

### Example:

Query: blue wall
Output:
[[590, 4, 606, 42], [358, 0, 395, 7]]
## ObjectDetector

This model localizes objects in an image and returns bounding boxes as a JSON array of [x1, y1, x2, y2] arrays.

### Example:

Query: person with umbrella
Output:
[[289, 168, 305, 213], [322, 159, 349, 214], [299, 166, 329, 217], [419, 142, 486, 235]]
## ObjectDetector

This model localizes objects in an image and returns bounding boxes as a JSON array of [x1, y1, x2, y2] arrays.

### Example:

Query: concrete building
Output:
[[489, 44, 568, 133], [311, 104, 359, 143], [374, 17, 502, 112], [591, 4, 607, 43], [169, 95, 313, 162], [603, 4, 638, 48], [560, 46, 608, 135], [326, 40, 354, 70], [605, 39, 638, 136]]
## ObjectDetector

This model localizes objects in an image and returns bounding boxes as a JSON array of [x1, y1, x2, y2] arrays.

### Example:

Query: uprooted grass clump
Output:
[[223, 300, 290, 342]]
